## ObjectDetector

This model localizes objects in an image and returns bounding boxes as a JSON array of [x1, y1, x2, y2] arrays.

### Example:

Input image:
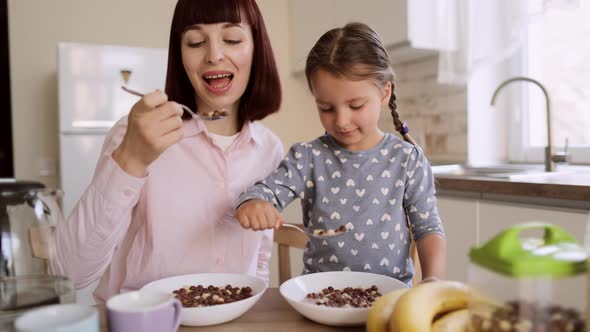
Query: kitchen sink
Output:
[[430, 164, 574, 180]]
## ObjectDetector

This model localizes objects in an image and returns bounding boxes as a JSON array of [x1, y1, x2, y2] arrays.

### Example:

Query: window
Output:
[[513, 1, 590, 164]]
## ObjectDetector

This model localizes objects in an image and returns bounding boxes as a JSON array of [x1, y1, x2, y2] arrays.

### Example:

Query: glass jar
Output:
[[0, 181, 64, 277], [468, 222, 586, 332]]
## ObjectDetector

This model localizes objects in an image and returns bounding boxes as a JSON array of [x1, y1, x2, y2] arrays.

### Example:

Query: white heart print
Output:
[[380, 258, 389, 266], [322, 240, 328, 246], [353, 164, 360, 168], [373, 198, 380, 205], [380, 149, 388, 156], [393, 266, 401, 274], [381, 188, 389, 195], [351, 249, 358, 256], [318, 257, 324, 263], [395, 223, 401, 231], [338, 241, 345, 248], [334, 150, 341, 156], [329, 255, 339, 263], [340, 158, 347, 163], [372, 243, 379, 249], [353, 205, 360, 212], [312, 149, 320, 156], [330, 212, 341, 220], [326, 159, 332, 165], [372, 158, 379, 163], [389, 243, 395, 250], [366, 219, 373, 225], [367, 175, 374, 181], [409, 206, 418, 213], [381, 213, 391, 222], [381, 170, 391, 178], [331, 187, 340, 194], [389, 199, 396, 205], [420, 212, 430, 219], [318, 176, 325, 182], [364, 264, 371, 270], [306, 181, 314, 188], [340, 198, 347, 205], [332, 171, 341, 179], [356, 189, 366, 197], [322, 197, 329, 203], [381, 232, 389, 240], [395, 180, 403, 187], [345, 222, 354, 230], [294, 152, 302, 159], [307, 258, 312, 265], [346, 179, 355, 187], [296, 163, 303, 170], [354, 233, 365, 241], [394, 144, 402, 149], [343, 266, 351, 271]]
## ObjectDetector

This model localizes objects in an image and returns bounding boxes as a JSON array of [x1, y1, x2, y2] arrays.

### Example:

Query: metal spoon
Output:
[[280, 223, 348, 240], [121, 86, 227, 120]]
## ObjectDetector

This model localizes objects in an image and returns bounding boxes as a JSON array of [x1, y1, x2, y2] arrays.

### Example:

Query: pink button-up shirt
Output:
[[50, 116, 284, 303]]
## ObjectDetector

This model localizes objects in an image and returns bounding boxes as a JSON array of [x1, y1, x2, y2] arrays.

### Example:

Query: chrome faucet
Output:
[[490, 76, 567, 172]]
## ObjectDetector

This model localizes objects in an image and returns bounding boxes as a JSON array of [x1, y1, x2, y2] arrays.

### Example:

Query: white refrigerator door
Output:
[[59, 134, 107, 218], [58, 42, 168, 134]]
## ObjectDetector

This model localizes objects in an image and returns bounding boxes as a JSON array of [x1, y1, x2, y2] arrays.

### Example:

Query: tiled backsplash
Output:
[[379, 55, 468, 163]]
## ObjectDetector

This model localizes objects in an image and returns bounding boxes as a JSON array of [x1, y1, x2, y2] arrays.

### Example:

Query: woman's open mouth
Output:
[[203, 72, 234, 94]]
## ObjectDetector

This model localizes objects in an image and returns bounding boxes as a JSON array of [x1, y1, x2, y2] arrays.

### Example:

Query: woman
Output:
[[50, 0, 284, 303]]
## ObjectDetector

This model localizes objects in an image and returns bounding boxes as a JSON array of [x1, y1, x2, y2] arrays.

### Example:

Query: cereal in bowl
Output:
[[305, 285, 381, 308], [172, 284, 253, 307]]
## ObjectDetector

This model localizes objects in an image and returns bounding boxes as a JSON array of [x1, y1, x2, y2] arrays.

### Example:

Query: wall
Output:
[[380, 55, 468, 163]]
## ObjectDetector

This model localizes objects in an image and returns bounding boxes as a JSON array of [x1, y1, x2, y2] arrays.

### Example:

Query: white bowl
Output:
[[140, 273, 266, 326], [280, 271, 408, 326]]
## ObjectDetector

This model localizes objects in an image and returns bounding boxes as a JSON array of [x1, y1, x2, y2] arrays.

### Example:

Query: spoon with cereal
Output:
[[281, 223, 348, 239], [121, 86, 228, 120]]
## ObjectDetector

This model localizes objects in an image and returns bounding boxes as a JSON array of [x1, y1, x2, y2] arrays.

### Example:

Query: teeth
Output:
[[204, 73, 232, 79]]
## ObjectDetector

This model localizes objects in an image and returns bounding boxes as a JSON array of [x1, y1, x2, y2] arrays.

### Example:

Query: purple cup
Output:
[[106, 291, 181, 332]]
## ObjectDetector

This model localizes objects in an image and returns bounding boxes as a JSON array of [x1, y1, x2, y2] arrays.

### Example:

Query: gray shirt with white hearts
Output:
[[238, 133, 444, 286]]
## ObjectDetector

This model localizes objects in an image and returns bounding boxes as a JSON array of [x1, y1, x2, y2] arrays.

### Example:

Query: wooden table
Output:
[[99, 288, 364, 331]]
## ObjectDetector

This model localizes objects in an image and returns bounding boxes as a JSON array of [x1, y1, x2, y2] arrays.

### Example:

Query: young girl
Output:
[[235, 22, 445, 286], [50, 0, 284, 303]]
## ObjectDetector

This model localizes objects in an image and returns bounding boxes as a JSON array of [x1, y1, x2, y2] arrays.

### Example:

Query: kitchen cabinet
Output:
[[437, 196, 479, 282], [288, 0, 438, 72], [478, 200, 588, 245]]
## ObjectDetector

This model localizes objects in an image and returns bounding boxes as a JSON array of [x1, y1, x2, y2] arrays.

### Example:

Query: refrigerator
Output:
[[58, 43, 167, 304], [58, 42, 167, 217]]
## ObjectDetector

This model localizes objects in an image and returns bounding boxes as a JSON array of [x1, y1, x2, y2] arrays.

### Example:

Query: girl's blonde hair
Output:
[[304, 22, 415, 145]]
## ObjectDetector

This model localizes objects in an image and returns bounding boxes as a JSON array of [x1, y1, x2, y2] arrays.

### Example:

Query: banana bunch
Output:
[[367, 280, 471, 332]]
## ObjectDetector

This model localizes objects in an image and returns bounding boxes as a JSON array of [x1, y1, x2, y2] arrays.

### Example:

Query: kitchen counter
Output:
[[434, 171, 590, 209], [98, 288, 363, 332]]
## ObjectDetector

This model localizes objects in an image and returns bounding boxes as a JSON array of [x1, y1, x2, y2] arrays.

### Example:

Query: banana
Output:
[[389, 280, 470, 332], [366, 288, 410, 332], [431, 308, 470, 332]]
